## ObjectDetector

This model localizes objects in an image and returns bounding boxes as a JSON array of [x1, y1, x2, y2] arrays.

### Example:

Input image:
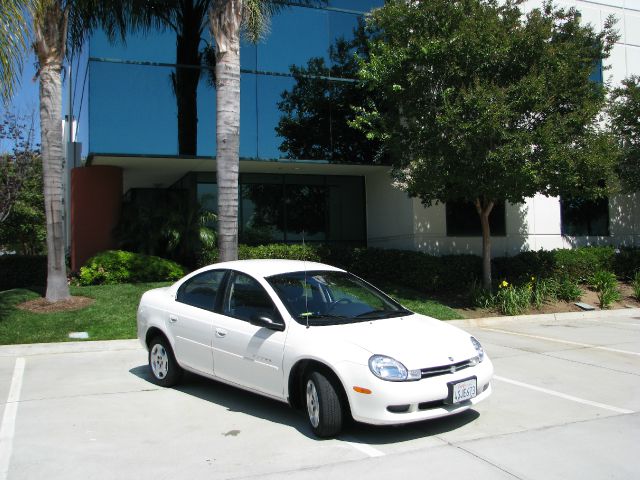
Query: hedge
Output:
[[4, 245, 638, 292], [198, 244, 640, 293], [77, 250, 186, 286], [0, 255, 47, 290]]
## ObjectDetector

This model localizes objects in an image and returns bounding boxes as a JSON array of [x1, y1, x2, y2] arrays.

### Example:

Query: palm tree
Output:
[[209, 0, 288, 262], [1, 0, 126, 302]]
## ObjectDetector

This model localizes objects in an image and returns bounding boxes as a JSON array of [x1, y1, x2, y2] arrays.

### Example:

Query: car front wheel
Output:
[[148, 336, 183, 387], [305, 371, 343, 438]]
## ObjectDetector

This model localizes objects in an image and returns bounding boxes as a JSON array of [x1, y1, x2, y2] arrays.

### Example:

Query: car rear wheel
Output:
[[305, 371, 343, 438], [148, 336, 182, 387]]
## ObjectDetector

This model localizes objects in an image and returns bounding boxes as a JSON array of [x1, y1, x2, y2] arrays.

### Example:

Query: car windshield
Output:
[[266, 270, 411, 325]]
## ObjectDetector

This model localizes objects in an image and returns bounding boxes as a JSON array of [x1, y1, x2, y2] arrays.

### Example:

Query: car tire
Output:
[[304, 370, 344, 438], [148, 336, 183, 387]]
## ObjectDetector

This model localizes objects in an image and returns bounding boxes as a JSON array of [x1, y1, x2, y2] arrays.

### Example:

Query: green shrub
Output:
[[494, 280, 531, 316], [239, 243, 321, 262], [531, 277, 556, 309], [614, 248, 640, 280], [553, 247, 615, 283], [0, 255, 47, 290], [632, 271, 640, 301], [77, 250, 185, 286], [198, 243, 321, 268], [589, 270, 621, 309], [493, 250, 555, 284], [470, 279, 494, 309], [548, 275, 583, 302]]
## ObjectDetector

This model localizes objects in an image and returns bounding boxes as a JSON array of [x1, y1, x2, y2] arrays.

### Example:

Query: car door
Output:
[[169, 269, 227, 374], [212, 271, 287, 399]]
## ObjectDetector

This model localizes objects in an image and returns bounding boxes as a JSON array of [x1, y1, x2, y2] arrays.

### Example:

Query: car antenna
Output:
[[303, 229, 310, 329]]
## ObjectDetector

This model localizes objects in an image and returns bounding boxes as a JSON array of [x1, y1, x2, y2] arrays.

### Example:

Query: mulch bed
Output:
[[16, 296, 95, 313]]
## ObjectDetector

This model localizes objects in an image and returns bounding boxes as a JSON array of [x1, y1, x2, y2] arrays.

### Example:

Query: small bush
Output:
[[531, 277, 555, 309], [0, 255, 47, 290], [470, 279, 494, 309], [614, 248, 640, 280], [77, 250, 185, 286], [239, 243, 321, 262], [553, 247, 615, 283], [198, 243, 321, 268], [494, 280, 531, 316], [493, 250, 555, 284], [549, 275, 583, 302], [632, 271, 640, 301], [589, 270, 621, 309]]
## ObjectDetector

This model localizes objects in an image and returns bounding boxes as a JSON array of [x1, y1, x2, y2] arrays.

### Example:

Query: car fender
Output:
[[282, 323, 371, 402]]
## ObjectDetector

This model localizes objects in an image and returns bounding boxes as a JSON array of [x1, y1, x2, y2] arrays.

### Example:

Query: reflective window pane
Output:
[[257, 7, 329, 74], [560, 197, 609, 236]]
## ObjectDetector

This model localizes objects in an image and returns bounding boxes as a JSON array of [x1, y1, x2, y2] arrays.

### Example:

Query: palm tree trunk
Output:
[[39, 63, 69, 301], [210, 0, 242, 262], [35, 3, 70, 301]]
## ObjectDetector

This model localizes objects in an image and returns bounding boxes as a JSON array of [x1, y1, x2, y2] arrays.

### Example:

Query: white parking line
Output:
[[494, 375, 634, 414], [0, 357, 26, 480], [340, 438, 385, 457], [582, 318, 640, 327], [481, 328, 640, 356]]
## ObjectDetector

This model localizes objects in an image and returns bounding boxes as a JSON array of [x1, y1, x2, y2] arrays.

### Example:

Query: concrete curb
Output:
[[448, 307, 640, 328], [0, 339, 142, 357]]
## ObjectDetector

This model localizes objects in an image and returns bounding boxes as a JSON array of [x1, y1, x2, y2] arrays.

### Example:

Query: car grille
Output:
[[419, 358, 476, 379]]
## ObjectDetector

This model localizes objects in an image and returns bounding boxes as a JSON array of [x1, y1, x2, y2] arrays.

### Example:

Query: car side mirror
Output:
[[250, 313, 285, 332]]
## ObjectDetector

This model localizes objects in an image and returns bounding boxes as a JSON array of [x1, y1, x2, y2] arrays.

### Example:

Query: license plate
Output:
[[448, 377, 477, 404]]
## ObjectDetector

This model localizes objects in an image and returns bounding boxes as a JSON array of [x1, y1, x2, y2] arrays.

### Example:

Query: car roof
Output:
[[201, 259, 345, 279]]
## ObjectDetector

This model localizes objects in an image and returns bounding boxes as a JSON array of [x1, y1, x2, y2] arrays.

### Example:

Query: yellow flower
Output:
[[500, 280, 509, 288], [531, 276, 536, 282]]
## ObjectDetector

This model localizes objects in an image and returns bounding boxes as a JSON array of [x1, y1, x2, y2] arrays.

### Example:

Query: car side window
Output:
[[176, 270, 226, 311], [224, 272, 281, 323]]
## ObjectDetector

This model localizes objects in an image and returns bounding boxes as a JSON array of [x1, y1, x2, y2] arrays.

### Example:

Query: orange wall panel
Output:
[[71, 166, 123, 271]]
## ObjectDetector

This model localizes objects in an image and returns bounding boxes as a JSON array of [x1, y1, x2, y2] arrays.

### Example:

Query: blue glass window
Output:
[[589, 59, 603, 84]]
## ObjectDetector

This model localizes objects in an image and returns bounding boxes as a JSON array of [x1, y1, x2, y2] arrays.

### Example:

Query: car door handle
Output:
[[215, 328, 227, 338], [169, 315, 178, 323]]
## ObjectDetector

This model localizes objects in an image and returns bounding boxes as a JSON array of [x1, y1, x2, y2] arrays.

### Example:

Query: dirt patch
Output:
[[451, 282, 640, 319], [17, 296, 95, 313]]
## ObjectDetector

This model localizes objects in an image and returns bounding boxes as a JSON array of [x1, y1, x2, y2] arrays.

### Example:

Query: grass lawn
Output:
[[0, 282, 461, 345], [0, 283, 168, 345], [382, 284, 463, 320]]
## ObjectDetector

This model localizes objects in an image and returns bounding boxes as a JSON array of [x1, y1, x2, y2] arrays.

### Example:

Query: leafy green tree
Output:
[[0, 156, 46, 255], [0, 112, 38, 224], [353, 0, 619, 290], [276, 20, 384, 164], [609, 76, 640, 193]]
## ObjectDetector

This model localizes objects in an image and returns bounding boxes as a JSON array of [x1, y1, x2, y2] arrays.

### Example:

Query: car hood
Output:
[[320, 314, 477, 369]]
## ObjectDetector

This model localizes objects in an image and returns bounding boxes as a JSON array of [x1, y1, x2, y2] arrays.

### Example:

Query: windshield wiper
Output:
[[355, 309, 411, 319], [298, 313, 345, 320]]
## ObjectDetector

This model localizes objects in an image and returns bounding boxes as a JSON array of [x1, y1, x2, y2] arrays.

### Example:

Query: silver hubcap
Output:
[[306, 380, 320, 428], [150, 344, 169, 379]]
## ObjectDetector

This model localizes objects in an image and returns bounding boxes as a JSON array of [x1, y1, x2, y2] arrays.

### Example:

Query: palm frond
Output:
[[0, 0, 33, 102]]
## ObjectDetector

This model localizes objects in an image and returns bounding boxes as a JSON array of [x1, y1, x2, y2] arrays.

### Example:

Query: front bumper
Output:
[[341, 356, 494, 426]]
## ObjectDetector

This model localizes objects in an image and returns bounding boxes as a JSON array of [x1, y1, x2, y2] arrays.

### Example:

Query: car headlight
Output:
[[369, 355, 421, 381], [470, 336, 484, 363]]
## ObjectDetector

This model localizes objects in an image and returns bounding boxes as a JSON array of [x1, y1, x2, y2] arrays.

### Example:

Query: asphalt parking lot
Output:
[[1, 309, 639, 480]]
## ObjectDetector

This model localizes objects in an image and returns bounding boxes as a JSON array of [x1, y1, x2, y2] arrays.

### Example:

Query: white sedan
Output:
[[137, 259, 493, 437]]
